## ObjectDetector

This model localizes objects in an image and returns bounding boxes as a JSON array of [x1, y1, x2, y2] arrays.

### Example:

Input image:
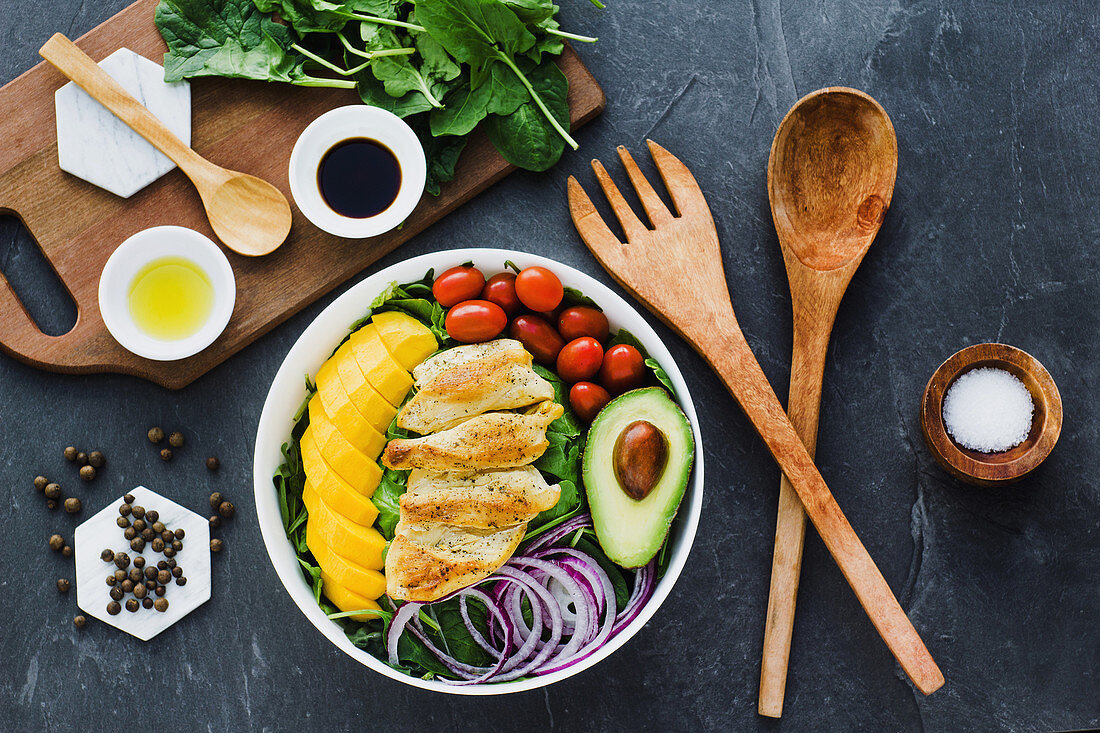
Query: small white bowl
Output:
[[98, 225, 236, 361], [253, 249, 704, 695], [289, 105, 426, 239]]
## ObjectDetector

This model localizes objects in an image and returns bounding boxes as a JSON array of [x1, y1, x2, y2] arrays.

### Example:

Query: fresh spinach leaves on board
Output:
[[154, 0, 604, 190]]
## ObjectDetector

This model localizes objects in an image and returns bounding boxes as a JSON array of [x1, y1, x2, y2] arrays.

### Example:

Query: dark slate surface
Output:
[[2, 1, 1097, 731]]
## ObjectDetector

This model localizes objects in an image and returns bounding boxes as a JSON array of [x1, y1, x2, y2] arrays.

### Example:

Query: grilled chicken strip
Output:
[[386, 522, 526, 601], [382, 400, 564, 471], [401, 466, 561, 529], [397, 350, 554, 434], [411, 339, 528, 388]]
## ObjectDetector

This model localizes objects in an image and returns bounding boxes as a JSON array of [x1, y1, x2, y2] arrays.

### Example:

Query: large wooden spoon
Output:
[[39, 34, 291, 257], [758, 88, 898, 717]]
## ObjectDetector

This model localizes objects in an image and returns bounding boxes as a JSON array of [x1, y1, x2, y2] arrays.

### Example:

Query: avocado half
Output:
[[582, 387, 694, 568]]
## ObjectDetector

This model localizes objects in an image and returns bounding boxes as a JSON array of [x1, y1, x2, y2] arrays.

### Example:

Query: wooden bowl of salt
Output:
[[920, 343, 1062, 486]]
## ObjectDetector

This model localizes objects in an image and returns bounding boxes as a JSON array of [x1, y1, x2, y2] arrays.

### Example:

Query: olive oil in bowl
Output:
[[128, 256, 214, 340]]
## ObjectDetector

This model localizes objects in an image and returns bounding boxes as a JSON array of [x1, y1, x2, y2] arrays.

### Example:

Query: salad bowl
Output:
[[253, 248, 704, 694]]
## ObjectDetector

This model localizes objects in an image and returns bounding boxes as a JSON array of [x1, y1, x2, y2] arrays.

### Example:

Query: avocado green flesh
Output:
[[582, 387, 694, 568]]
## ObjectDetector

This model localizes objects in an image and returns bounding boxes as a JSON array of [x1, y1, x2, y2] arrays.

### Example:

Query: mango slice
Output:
[[347, 324, 413, 407], [308, 393, 385, 461], [303, 483, 385, 570], [315, 359, 394, 446], [308, 527, 387, 599], [309, 411, 382, 496], [302, 432, 379, 525], [321, 570, 382, 620], [372, 310, 438, 371]]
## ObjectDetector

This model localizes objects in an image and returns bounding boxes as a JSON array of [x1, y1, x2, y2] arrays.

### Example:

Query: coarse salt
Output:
[[942, 367, 1034, 453]]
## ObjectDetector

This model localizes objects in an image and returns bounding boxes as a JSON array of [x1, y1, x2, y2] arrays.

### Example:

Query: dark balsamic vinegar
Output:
[[317, 138, 402, 219]]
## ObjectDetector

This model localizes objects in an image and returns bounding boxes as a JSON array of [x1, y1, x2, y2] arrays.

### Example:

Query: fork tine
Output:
[[646, 139, 710, 217], [616, 146, 673, 226], [567, 176, 628, 271], [591, 158, 648, 240]]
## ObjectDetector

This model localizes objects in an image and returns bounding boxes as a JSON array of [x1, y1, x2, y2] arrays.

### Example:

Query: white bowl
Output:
[[288, 105, 426, 239], [253, 249, 704, 695], [98, 225, 236, 361]]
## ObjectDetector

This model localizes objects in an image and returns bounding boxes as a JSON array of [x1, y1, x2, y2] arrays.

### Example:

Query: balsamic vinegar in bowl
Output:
[[317, 137, 402, 219]]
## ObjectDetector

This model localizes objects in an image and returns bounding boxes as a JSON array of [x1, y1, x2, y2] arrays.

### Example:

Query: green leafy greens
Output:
[[155, 0, 603, 190]]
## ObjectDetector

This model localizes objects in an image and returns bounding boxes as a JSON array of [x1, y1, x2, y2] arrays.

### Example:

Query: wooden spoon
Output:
[[758, 88, 898, 718], [39, 34, 291, 257]]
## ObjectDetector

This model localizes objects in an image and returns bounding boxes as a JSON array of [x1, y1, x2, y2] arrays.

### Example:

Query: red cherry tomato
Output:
[[508, 314, 564, 364], [481, 272, 521, 316], [569, 382, 611, 423], [557, 306, 610, 344], [445, 300, 507, 343], [514, 266, 564, 313], [556, 337, 604, 383], [433, 266, 486, 308], [599, 344, 646, 395]]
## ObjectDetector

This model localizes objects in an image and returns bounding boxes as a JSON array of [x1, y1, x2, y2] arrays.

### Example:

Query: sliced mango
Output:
[[308, 528, 387, 599], [303, 484, 385, 570], [317, 357, 395, 438], [329, 341, 401, 432], [372, 311, 438, 370], [309, 410, 382, 496], [302, 432, 379, 525], [321, 570, 382, 620], [308, 392, 385, 461], [346, 323, 413, 407]]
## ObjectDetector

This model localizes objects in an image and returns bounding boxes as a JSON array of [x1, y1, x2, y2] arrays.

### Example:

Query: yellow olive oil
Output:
[[127, 257, 214, 340]]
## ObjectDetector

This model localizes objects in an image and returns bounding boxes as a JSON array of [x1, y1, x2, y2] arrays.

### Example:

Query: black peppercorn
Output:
[[56, 578, 70, 593], [44, 483, 61, 500], [151, 538, 165, 553], [128, 567, 142, 583], [160, 448, 173, 461], [174, 528, 186, 540], [119, 503, 132, 517], [130, 537, 145, 552], [144, 566, 157, 580], [76, 452, 89, 466], [166, 558, 176, 569], [152, 521, 165, 534], [171, 566, 183, 578], [110, 586, 124, 601], [114, 552, 130, 569], [74, 615, 86, 628], [209, 515, 222, 529], [218, 501, 235, 519], [88, 451, 105, 468], [163, 547, 176, 558], [131, 506, 145, 519], [142, 528, 155, 541], [146, 510, 159, 523], [124, 528, 137, 541], [175, 577, 187, 587], [154, 584, 166, 596], [132, 519, 146, 531], [148, 427, 164, 444], [120, 579, 134, 593], [210, 538, 224, 553], [161, 530, 174, 543], [172, 540, 183, 551], [106, 575, 116, 587], [154, 598, 168, 612], [206, 456, 220, 471], [209, 492, 223, 510], [157, 560, 168, 570], [145, 579, 156, 590], [168, 431, 184, 448], [157, 569, 171, 584], [79, 465, 96, 482], [64, 446, 77, 462], [62, 546, 72, 558], [126, 599, 139, 613], [123, 493, 135, 504], [46, 500, 57, 510], [117, 517, 130, 529], [100, 548, 115, 564], [113, 569, 126, 582], [107, 601, 121, 615], [133, 556, 145, 569], [142, 597, 154, 609], [133, 583, 147, 599], [49, 534, 65, 552], [64, 497, 81, 514], [34, 475, 48, 491]]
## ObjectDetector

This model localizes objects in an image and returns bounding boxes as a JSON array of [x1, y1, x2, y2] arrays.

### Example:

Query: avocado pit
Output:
[[613, 420, 668, 500]]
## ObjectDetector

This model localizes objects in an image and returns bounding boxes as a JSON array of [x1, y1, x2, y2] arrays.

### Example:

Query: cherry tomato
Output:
[[508, 314, 564, 364], [514, 266, 564, 312], [599, 344, 646, 395], [481, 272, 521, 315], [445, 300, 507, 343], [569, 382, 611, 423], [433, 266, 486, 308], [557, 306, 610, 343], [556, 337, 604, 383]]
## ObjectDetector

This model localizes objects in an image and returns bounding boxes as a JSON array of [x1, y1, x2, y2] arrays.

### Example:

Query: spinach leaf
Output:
[[371, 469, 406, 539], [429, 61, 527, 137], [485, 58, 569, 171]]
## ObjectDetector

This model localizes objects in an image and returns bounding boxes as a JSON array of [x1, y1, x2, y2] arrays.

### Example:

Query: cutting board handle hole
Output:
[[0, 214, 77, 337]]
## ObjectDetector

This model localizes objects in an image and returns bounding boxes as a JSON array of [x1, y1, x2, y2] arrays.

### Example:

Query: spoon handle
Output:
[[696, 314, 946, 697], [39, 34, 206, 177]]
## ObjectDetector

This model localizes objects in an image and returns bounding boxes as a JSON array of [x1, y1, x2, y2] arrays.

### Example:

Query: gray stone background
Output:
[[1, 1, 1097, 731]]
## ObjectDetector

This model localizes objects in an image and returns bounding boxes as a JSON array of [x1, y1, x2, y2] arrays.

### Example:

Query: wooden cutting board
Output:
[[0, 0, 605, 389]]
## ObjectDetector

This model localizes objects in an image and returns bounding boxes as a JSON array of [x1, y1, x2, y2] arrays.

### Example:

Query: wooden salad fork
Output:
[[566, 140, 944, 696]]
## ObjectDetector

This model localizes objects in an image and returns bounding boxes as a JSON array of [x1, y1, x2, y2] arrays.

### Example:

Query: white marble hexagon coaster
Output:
[[55, 48, 190, 198], [74, 486, 210, 640]]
